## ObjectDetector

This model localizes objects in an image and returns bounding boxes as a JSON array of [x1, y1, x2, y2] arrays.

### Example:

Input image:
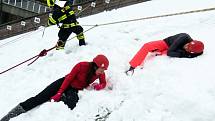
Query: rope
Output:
[[67, 24, 98, 41], [1, 6, 215, 75], [81, 7, 215, 27], [0, 46, 55, 74], [0, 3, 95, 75], [27, 46, 56, 65], [76, 3, 92, 16], [0, 0, 94, 46], [0, 28, 44, 48], [0, 0, 96, 28], [0, 25, 97, 75]]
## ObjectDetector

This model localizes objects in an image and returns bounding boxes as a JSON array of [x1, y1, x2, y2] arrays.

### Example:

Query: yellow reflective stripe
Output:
[[77, 35, 85, 40], [47, 22, 51, 26], [57, 10, 74, 22], [64, 6, 70, 10], [49, 16, 57, 24], [48, 21, 54, 26], [77, 33, 85, 39], [69, 11, 75, 15], [62, 22, 79, 28], [60, 10, 74, 16], [47, 0, 51, 7], [62, 23, 76, 28], [47, 0, 55, 7], [58, 15, 67, 22]]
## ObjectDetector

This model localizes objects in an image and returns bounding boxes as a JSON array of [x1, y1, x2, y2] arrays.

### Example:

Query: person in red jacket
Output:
[[126, 33, 204, 75], [0, 54, 109, 121]]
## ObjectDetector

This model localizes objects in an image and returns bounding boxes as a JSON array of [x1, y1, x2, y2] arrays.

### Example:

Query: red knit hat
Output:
[[93, 54, 109, 70], [187, 40, 204, 53]]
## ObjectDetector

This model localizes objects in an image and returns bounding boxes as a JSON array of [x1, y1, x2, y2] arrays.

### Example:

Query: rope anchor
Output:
[[0, 46, 56, 75], [27, 49, 48, 66], [1, 6, 214, 75]]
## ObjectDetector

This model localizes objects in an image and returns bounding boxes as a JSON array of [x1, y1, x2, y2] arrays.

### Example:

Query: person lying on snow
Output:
[[0, 54, 109, 121], [126, 33, 204, 75]]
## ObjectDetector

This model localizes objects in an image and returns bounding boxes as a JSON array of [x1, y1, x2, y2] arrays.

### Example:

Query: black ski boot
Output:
[[0, 104, 26, 121]]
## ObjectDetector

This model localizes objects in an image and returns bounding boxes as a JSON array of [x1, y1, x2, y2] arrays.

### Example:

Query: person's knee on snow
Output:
[[61, 88, 79, 110]]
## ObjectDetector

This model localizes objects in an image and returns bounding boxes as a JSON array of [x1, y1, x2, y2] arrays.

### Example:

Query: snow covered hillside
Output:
[[1, 0, 215, 121]]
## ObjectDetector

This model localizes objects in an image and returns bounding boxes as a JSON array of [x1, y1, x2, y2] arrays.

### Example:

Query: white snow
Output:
[[1, 0, 215, 121]]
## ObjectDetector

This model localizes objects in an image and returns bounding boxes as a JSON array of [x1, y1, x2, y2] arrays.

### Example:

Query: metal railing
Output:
[[2, 0, 50, 13]]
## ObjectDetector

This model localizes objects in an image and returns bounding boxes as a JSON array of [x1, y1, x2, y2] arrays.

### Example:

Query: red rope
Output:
[[0, 46, 56, 75]]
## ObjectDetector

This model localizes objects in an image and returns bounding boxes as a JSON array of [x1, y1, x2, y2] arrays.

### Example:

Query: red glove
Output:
[[51, 93, 62, 102], [92, 83, 104, 91]]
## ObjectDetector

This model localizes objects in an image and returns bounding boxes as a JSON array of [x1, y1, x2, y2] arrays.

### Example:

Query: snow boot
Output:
[[0, 104, 26, 121], [56, 40, 65, 50]]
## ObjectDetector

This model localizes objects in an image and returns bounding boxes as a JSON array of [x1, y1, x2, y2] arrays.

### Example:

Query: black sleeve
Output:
[[181, 52, 203, 58], [167, 33, 192, 57], [53, 4, 61, 11], [168, 50, 203, 58], [167, 49, 186, 57], [52, 5, 64, 24]]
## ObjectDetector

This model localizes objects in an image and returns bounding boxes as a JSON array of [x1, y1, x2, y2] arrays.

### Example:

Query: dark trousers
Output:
[[20, 77, 79, 111], [58, 25, 84, 42]]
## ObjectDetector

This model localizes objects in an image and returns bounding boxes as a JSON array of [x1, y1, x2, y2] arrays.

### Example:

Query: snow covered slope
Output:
[[1, 0, 215, 121]]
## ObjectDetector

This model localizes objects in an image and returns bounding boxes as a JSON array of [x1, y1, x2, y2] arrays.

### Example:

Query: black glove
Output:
[[125, 66, 135, 76]]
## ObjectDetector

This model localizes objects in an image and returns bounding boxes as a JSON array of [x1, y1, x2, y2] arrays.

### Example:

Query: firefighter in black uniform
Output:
[[48, 2, 86, 50]]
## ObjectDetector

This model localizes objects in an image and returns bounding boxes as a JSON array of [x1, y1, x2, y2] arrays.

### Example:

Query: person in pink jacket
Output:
[[126, 33, 204, 75], [1, 54, 109, 121]]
